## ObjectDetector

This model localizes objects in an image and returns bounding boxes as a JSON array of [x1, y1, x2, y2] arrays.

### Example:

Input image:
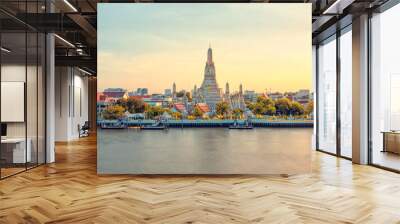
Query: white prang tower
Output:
[[199, 45, 221, 111]]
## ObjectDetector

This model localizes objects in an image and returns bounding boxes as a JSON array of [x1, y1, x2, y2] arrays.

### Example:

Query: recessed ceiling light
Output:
[[78, 67, 93, 76], [54, 34, 75, 48], [63, 0, 78, 12], [1, 47, 11, 53]]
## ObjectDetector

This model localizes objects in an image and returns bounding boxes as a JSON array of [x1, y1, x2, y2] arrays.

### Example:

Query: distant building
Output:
[[268, 92, 284, 101], [143, 98, 163, 107], [230, 92, 246, 111], [97, 92, 106, 102], [173, 103, 187, 113], [103, 88, 128, 99], [196, 103, 210, 113], [294, 89, 311, 105], [164, 89, 172, 97], [222, 83, 246, 111], [172, 83, 177, 99], [136, 88, 148, 96], [127, 91, 136, 97], [243, 90, 257, 102]]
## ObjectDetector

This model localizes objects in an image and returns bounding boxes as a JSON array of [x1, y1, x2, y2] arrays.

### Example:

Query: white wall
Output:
[[1, 63, 46, 164], [55, 67, 89, 141]]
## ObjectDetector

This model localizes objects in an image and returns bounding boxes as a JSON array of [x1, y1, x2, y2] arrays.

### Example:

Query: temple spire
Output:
[[172, 82, 176, 98], [207, 44, 213, 64], [225, 82, 230, 95]]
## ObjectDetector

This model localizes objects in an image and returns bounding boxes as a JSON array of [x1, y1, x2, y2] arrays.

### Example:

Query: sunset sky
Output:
[[98, 4, 311, 94]]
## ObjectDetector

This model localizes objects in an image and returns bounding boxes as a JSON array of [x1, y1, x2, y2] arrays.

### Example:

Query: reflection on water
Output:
[[98, 128, 312, 174]]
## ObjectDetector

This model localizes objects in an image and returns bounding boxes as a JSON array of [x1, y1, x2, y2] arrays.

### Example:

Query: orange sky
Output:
[[98, 4, 312, 94]]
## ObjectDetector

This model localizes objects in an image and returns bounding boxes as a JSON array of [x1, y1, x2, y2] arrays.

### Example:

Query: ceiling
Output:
[[0, 0, 391, 75]]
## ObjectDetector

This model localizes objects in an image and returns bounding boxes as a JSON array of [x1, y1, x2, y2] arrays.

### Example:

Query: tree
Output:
[[275, 98, 292, 115], [171, 111, 182, 120], [305, 101, 314, 115], [232, 108, 244, 119], [185, 92, 192, 102], [176, 90, 185, 98], [257, 96, 274, 108], [145, 106, 164, 119], [216, 101, 230, 118], [250, 95, 276, 116], [115, 98, 128, 111], [291, 101, 305, 115], [129, 97, 145, 113], [265, 105, 276, 115], [192, 106, 204, 118], [116, 97, 145, 113], [252, 102, 266, 115], [102, 105, 125, 120]]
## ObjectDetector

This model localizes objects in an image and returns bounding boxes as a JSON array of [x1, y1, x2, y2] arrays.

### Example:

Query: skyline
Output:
[[100, 85, 312, 95], [98, 4, 312, 93]]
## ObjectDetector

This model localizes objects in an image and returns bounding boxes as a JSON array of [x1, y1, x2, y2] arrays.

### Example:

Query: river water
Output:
[[98, 128, 312, 174]]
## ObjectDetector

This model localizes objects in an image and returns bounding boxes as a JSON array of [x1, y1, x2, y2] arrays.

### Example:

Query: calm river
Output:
[[98, 128, 313, 174]]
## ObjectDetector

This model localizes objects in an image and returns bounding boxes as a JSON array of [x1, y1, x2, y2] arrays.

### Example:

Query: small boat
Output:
[[140, 121, 167, 130], [229, 120, 253, 130], [141, 125, 167, 130], [101, 122, 126, 129], [229, 124, 253, 130]]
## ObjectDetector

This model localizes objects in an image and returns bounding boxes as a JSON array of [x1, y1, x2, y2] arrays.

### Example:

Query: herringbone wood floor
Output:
[[1, 135, 400, 224]]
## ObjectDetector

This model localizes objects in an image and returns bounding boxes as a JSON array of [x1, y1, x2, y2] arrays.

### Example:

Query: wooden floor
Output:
[[1, 135, 400, 223]]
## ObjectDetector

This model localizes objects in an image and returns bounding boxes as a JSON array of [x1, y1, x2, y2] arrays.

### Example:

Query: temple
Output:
[[198, 46, 222, 111]]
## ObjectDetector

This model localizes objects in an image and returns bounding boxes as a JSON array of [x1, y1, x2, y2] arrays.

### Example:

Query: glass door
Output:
[[317, 35, 337, 154]]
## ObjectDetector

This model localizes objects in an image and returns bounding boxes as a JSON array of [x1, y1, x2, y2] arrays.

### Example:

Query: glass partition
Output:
[[339, 27, 352, 158], [0, 2, 46, 179], [1, 31, 28, 177], [317, 35, 337, 154], [371, 4, 400, 171]]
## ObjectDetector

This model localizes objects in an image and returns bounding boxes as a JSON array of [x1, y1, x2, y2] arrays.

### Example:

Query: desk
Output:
[[382, 131, 400, 154], [1, 138, 31, 163]]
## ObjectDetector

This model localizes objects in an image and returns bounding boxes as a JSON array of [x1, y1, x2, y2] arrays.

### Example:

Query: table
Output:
[[382, 131, 400, 154], [1, 138, 31, 163]]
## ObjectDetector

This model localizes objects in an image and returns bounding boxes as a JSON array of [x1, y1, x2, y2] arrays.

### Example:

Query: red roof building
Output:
[[173, 103, 186, 113], [196, 103, 210, 113], [97, 92, 107, 102]]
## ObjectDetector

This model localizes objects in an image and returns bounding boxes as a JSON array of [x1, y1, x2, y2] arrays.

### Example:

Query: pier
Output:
[[98, 119, 313, 128]]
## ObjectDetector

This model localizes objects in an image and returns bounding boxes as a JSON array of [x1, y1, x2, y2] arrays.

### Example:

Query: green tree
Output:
[[232, 108, 244, 119], [129, 97, 145, 113], [176, 90, 185, 98], [216, 101, 230, 118], [116, 97, 145, 113], [145, 105, 164, 119], [291, 101, 305, 115], [192, 106, 204, 118], [185, 92, 192, 102], [171, 111, 182, 120], [265, 105, 276, 115], [305, 101, 314, 115], [115, 98, 128, 111], [275, 98, 292, 115], [257, 96, 274, 107], [102, 105, 125, 120], [252, 102, 266, 115]]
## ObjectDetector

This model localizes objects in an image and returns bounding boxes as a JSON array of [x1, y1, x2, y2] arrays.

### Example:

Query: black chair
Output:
[[79, 121, 90, 138]]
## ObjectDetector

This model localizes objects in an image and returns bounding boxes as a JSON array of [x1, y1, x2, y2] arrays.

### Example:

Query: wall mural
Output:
[[97, 3, 312, 174]]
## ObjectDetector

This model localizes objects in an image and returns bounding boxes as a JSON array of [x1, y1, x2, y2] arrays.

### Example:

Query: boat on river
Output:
[[140, 120, 168, 130], [101, 121, 127, 129], [229, 119, 254, 130]]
